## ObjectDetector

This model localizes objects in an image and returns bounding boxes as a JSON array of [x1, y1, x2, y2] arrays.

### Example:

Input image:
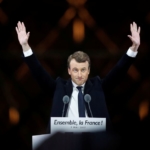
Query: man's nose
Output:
[[78, 71, 82, 77]]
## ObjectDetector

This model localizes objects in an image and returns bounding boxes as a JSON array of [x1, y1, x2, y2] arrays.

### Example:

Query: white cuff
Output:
[[23, 49, 33, 57], [126, 48, 138, 58]]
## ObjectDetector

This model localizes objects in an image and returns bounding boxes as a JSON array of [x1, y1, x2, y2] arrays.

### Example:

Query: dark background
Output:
[[0, 0, 150, 149]]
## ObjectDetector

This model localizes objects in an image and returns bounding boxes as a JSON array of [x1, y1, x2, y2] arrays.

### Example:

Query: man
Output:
[[16, 21, 140, 133]]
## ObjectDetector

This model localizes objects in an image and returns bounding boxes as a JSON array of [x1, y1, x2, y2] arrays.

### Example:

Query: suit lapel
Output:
[[65, 78, 73, 98], [63, 79, 73, 117], [84, 79, 93, 94], [84, 79, 93, 117]]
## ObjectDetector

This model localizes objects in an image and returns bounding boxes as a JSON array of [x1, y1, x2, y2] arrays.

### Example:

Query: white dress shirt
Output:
[[23, 48, 138, 117], [66, 81, 88, 117]]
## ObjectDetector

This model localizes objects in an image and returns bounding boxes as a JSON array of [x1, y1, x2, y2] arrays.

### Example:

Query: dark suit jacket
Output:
[[24, 53, 135, 133]]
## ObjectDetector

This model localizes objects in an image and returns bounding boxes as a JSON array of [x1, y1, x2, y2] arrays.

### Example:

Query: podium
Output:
[[32, 117, 120, 150], [50, 117, 106, 134]]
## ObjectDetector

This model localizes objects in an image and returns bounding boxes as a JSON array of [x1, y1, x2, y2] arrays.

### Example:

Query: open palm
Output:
[[16, 21, 30, 45], [128, 22, 140, 46]]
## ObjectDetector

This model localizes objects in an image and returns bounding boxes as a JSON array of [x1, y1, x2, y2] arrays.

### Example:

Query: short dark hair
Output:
[[67, 51, 90, 69]]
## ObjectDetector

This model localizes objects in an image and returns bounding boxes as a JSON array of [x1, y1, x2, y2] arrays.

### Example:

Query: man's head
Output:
[[67, 51, 90, 86]]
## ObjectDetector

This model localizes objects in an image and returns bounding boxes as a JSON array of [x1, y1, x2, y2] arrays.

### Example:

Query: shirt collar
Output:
[[71, 81, 85, 89]]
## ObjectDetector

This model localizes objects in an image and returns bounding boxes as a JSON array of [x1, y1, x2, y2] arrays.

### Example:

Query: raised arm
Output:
[[16, 21, 56, 95], [16, 21, 31, 52], [128, 22, 140, 52], [102, 22, 141, 94]]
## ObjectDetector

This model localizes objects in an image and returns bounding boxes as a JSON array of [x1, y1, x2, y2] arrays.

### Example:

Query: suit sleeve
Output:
[[23, 53, 56, 95], [101, 53, 135, 94]]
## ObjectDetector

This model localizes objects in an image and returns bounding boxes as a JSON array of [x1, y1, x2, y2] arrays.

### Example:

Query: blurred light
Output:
[[36, 29, 59, 54], [0, 0, 3, 3], [15, 63, 29, 80], [128, 65, 140, 81], [146, 12, 150, 24], [73, 18, 85, 43], [0, 8, 8, 24], [96, 29, 119, 54], [67, 0, 87, 7], [9, 107, 20, 125], [64, 7, 76, 20], [139, 100, 149, 120], [78, 8, 96, 28], [58, 7, 76, 27]]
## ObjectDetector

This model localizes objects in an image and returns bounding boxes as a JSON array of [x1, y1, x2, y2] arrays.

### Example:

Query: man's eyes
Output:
[[81, 69, 86, 72], [73, 69, 86, 72], [73, 69, 78, 72]]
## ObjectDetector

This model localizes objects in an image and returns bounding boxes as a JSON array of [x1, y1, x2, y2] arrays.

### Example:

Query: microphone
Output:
[[62, 95, 70, 117], [84, 94, 93, 117]]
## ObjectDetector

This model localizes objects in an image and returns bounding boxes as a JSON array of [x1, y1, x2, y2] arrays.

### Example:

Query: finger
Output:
[[20, 22, 23, 31], [27, 32, 30, 38], [130, 23, 134, 32], [19, 21, 23, 31], [22, 22, 26, 31], [138, 26, 141, 34], [133, 22, 137, 31], [18, 21, 22, 31], [17, 21, 20, 26], [132, 22, 135, 31], [127, 35, 133, 41], [15, 27, 19, 34]]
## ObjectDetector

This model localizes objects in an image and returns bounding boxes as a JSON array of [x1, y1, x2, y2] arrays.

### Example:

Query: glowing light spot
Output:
[[139, 100, 149, 120], [9, 107, 20, 125], [73, 19, 85, 43]]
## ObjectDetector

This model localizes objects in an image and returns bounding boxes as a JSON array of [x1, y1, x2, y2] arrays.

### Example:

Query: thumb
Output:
[[127, 35, 133, 41], [27, 32, 30, 39]]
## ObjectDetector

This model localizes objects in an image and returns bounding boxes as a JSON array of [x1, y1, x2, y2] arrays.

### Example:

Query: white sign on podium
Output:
[[51, 117, 106, 134], [32, 117, 106, 150]]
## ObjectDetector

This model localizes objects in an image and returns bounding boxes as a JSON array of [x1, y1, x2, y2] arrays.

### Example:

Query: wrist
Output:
[[130, 44, 139, 52], [22, 43, 31, 52]]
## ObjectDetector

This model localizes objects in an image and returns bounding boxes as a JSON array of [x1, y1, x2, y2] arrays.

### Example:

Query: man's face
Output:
[[68, 59, 90, 86]]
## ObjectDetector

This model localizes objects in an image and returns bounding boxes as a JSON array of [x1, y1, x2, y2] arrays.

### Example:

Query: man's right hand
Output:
[[16, 21, 30, 52]]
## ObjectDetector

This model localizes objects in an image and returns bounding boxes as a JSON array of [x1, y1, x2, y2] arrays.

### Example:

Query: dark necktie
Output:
[[77, 86, 85, 117]]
